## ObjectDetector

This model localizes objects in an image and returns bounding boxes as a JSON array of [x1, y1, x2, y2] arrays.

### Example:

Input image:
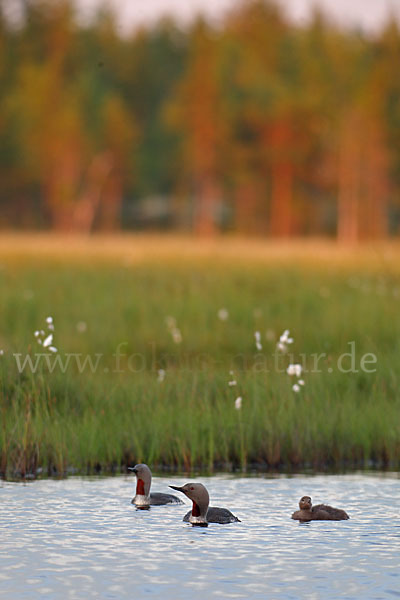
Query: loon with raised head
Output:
[[129, 464, 183, 507], [170, 482, 240, 526], [291, 496, 349, 521]]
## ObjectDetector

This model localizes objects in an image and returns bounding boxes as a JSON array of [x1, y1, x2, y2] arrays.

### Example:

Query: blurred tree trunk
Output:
[[194, 176, 220, 235], [337, 113, 361, 243], [268, 120, 294, 237], [98, 170, 123, 231], [165, 20, 222, 236], [269, 161, 294, 237], [45, 140, 82, 231], [363, 123, 389, 239], [189, 26, 220, 236], [337, 113, 389, 242], [73, 153, 114, 233]]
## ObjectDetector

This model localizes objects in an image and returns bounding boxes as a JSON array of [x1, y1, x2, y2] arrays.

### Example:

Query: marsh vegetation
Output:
[[0, 236, 399, 476]]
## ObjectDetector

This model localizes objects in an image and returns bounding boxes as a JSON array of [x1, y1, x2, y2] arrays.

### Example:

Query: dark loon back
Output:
[[150, 492, 183, 506], [183, 506, 240, 524], [312, 504, 349, 520]]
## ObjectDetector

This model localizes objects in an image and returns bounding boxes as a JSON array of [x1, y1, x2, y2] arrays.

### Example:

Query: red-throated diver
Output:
[[291, 496, 349, 521], [170, 482, 240, 526], [129, 464, 182, 507]]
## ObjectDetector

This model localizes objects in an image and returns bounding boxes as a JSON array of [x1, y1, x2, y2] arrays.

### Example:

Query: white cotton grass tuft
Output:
[[254, 331, 262, 351], [42, 334, 53, 348], [235, 396, 242, 410], [229, 372, 241, 408], [280, 330, 292, 343], [291, 375, 305, 392], [286, 363, 302, 377], [34, 318, 58, 353], [165, 316, 182, 344], [46, 316, 55, 331], [276, 329, 293, 353], [228, 370, 237, 386], [218, 308, 229, 321], [278, 331, 306, 391], [157, 369, 166, 382], [0, 349, 4, 356]]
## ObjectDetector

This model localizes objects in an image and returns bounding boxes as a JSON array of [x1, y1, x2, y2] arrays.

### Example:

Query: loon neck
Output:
[[134, 478, 151, 506], [136, 478, 146, 495], [192, 500, 201, 517], [134, 493, 151, 507], [189, 500, 208, 526]]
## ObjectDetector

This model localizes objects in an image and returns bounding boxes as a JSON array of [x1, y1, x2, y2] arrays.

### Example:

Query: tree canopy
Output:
[[0, 0, 399, 239]]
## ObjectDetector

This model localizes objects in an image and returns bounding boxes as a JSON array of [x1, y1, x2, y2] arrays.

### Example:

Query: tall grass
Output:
[[0, 236, 399, 476]]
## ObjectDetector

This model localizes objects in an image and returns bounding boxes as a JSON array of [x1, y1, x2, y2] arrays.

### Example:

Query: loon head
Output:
[[170, 483, 210, 526], [129, 463, 152, 506], [299, 496, 312, 511]]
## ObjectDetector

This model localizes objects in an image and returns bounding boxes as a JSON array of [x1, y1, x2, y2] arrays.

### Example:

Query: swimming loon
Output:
[[129, 464, 183, 507], [170, 482, 240, 526], [291, 496, 349, 521]]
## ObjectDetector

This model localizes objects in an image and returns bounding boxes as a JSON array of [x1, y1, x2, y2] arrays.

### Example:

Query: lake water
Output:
[[1, 473, 399, 599]]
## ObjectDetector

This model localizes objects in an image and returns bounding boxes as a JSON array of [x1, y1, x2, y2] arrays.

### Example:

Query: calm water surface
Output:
[[1, 473, 399, 599]]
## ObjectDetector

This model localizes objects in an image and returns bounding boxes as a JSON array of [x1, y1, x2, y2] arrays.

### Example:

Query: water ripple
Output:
[[1, 473, 399, 599]]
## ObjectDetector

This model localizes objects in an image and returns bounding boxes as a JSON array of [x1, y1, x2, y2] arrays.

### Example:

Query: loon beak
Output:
[[169, 485, 184, 492], [128, 467, 138, 474]]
